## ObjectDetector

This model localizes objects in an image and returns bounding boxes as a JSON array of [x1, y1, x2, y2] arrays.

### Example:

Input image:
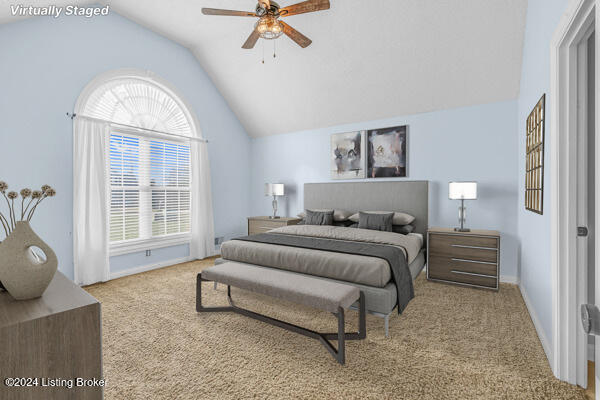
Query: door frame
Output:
[[550, 0, 597, 386]]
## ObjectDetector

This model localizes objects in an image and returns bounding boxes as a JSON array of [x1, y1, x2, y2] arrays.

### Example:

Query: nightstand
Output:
[[427, 227, 500, 290], [247, 216, 301, 235]]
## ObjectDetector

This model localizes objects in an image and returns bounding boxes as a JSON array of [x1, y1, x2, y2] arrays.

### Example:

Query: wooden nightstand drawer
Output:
[[427, 228, 500, 290], [247, 217, 301, 235], [427, 264, 497, 288], [429, 234, 498, 263], [428, 255, 497, 277], [249, 220, 286, 232], [429, 233, 497, 251]]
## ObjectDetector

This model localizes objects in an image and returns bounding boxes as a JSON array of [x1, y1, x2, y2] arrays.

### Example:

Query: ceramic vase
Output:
[[0, 221, 57, 300]]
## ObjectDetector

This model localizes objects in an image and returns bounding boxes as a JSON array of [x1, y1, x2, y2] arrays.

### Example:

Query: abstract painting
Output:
[[367, 125, 407, 178], [330, 131, 366, 179]]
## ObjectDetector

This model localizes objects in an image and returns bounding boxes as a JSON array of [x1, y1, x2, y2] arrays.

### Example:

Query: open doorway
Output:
[[550, 0, 598, 395]]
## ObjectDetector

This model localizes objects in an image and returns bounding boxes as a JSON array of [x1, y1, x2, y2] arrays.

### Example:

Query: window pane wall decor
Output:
[[525, 94, 545, 214]]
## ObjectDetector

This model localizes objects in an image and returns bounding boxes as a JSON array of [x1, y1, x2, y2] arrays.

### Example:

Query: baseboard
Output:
[[500, 275, 520, 284], [110, 256, 194, 280], [519, 283, 553, 367]]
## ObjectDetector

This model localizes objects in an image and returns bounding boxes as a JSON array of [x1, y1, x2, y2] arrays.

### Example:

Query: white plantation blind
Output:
[[109, 131, 191, 243]]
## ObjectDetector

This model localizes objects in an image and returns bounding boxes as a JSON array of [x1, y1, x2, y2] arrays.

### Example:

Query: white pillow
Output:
[[348, 211, 415, 225], [297, 209, 353, 222]]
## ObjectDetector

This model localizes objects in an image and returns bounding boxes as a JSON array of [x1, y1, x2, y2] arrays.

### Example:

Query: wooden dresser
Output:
[[427, 227, 500, 290], [248, 216, 301, 235], [0, 272, 103, 400]]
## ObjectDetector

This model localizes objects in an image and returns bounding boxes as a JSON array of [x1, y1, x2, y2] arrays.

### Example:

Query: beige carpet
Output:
[[86, 258, 585, 400]]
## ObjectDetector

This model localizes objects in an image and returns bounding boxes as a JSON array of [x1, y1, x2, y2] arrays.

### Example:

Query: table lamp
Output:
[[265, 183, 284, 219], [449, 182, 477, 232]]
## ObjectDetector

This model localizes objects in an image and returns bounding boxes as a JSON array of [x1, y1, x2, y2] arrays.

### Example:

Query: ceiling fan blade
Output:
[[279, 21, 312, 48], [242, 29, 261, 49], [279, 0, 330, 17], [201, 8, 256, 17]]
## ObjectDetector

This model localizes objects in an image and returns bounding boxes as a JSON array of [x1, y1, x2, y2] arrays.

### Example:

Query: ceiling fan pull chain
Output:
[[262, 40, 265, 64], [273, 40, 277, 59]]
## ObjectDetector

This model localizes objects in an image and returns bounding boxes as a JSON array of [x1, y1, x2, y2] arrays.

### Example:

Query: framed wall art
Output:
[[330, 131, 366, 179], [525, 94, 545, 214], [367, 125, 407, 178]]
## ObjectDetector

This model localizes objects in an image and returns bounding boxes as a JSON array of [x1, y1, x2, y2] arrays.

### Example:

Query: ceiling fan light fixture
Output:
[[255, 16, 283, 40]]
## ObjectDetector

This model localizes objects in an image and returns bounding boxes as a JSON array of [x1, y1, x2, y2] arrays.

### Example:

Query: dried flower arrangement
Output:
[[0, 181, 56, 239]]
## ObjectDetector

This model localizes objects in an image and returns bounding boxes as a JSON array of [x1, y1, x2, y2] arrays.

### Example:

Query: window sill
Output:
[[110, 234, 191, 257]]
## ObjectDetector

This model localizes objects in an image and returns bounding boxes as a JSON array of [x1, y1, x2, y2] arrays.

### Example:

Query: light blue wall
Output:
[[110, 244, 189, 274], [517, 0, 569, 349], [251, 100, 520, 279], [0, 11, 251, 280]]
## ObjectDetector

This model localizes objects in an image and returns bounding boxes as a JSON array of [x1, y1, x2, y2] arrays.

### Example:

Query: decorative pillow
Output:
[[297, 209, 353, 222], [349, 211, 415, 225], [333, 210, 354, 222], [303, 210, 334, 225], [358, 212, 393, 232], [392, 224, 415, 235]]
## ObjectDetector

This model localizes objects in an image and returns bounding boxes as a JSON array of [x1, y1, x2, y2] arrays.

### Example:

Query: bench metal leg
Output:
[[337, 307, 345, 364], [196, 273, 366, 365], [196, 273, 234, 313]]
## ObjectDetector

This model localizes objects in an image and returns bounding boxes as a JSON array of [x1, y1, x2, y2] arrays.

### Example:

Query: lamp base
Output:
[[269, 216, 281, 219], [454, 227, 471, 232]]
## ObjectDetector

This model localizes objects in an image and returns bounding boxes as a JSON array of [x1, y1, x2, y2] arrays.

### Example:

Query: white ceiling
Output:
[[0, 0, 528, 138]]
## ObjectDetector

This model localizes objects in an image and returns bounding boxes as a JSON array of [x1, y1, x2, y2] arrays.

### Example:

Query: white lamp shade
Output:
[[449, 182, 477, 200], [265, 183, 284, 196]]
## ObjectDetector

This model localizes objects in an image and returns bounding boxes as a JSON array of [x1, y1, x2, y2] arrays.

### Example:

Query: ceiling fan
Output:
[[202, 0, 330, 49]]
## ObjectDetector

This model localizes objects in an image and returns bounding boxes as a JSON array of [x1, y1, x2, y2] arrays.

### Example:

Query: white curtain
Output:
[[73, 118, 110, 285], [190, 140, 215, 259]]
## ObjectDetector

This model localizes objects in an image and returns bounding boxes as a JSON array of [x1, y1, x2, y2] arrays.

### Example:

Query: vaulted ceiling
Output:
[[0, 0, 528, 137]]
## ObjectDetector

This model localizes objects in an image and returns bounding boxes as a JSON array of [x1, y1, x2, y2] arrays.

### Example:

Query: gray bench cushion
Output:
[[202, 262, 360, 313]]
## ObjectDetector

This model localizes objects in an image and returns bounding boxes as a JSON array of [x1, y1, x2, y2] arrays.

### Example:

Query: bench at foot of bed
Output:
[[196, 262, 366, 365]]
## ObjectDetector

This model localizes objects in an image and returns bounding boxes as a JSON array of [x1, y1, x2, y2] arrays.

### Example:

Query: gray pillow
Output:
[[358, 212, 393, 232], [297, 209, 353, 222], [349, 211, 415, 225], [304, 210, 334, 225], [392, 224, 414, 235]]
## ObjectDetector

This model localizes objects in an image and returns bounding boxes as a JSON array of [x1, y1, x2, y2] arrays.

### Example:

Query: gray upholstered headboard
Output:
[[304, 181, 429, 237]]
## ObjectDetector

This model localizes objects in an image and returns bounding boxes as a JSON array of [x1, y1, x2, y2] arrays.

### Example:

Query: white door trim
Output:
[[576, 24, 595, 388], [550, 0, 597, 384]]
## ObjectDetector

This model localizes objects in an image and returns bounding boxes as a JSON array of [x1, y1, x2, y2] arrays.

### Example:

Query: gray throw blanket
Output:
[[232, 233, 414, 314]]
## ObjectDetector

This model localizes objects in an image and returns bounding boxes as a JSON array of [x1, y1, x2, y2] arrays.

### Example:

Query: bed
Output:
[[216, 181, 429, 336]]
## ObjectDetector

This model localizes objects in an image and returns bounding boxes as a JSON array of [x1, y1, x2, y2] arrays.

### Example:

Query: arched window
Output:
[[76, 70, 200, 253], [82, 78, 193, 136]]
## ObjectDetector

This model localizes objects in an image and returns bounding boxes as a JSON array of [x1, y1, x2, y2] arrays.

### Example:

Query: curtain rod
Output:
[[66, 113, 209, 143]]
